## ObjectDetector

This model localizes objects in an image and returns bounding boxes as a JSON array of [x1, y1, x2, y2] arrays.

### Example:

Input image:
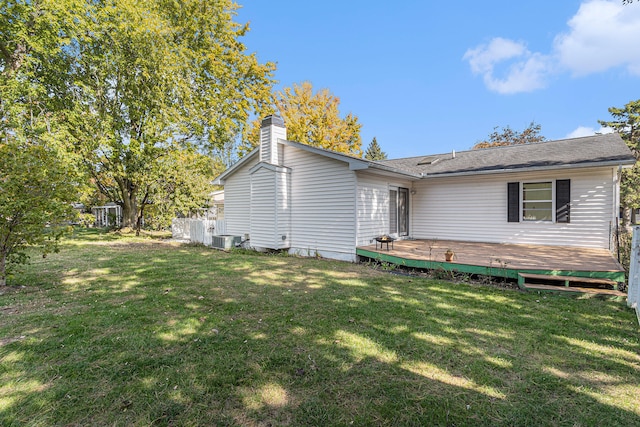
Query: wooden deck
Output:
[[356, 239, 626, 294]]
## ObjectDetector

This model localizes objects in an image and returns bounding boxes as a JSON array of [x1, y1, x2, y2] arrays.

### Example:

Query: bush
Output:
[[617, 230, 633, 274], [78, 213, 95, 227]]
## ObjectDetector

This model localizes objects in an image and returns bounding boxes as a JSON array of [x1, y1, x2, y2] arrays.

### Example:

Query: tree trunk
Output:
[[0, 251, 7, 287], [622, 206, 633, 233], [136, 211, 143, 236], [123, 206, 138, 229], [121, 198, 138, 229], [118, 179, 139, 229], [135, 189, 150, 236]]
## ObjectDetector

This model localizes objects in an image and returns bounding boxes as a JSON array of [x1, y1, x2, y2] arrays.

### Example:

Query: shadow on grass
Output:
[[1, 238, 639, 426]]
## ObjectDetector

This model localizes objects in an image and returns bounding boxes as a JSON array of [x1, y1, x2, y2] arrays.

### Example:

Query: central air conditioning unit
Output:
[[212, 235, 242, 250]]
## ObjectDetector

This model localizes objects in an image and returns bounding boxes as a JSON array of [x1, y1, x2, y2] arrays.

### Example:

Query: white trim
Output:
[[521, 180, 554, 223], [388, 185, 410, 237], [213, 148, 259, 184], [288, 247, 356, 262], [249, 161, 291, 175]]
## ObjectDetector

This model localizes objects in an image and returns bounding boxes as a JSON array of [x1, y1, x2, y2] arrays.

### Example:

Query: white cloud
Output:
[[464, 0, 640, 93], [565, 125, 614, 139], [464, 38, 526, 74], [463, 38, 551, 94], [554, 0, 640, 76]]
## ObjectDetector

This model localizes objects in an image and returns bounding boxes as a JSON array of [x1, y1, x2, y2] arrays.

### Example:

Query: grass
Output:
[[1, 229, 639, 426]]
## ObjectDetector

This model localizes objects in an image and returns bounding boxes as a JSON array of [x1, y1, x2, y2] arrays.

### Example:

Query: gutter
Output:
[[416, 159, 636, 180]]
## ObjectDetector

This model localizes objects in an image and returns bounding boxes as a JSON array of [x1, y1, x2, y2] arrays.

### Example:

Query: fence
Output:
[[171, 218, 227, 246], [628, 226, 640, 325]]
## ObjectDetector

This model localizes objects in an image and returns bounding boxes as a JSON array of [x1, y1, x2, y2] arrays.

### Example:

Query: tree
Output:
[[364, 137, 388, 160], [0, 142, 76, 286], [2, 1, 274, 234], [0, 0, 83, 285], [60, 0, 275, 232], [599, 99, 640, 226], [240, 81, 362, 157], [142, 149, 226, 230], [473, 122, 546, 149]]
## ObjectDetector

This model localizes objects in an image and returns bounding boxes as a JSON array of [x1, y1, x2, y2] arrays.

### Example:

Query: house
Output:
[[210, 190, 224, 220], [214, 116, 636, 263]]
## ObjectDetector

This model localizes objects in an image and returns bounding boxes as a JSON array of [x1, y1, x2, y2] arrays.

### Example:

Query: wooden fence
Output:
[[171, 218, 227, 246]]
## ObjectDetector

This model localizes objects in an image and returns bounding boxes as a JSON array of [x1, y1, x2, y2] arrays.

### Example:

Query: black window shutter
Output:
[[507, 182, 519, 222], [556, 179, 571, 223]]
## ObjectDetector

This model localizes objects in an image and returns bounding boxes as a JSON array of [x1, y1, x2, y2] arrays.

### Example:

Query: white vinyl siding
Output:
[[284, 145, 357, 261], [356, 174, 390, 246], [250, 166, 277, 249], [237, 163, 291, 250], [224, 155, 258, 236], [411, 167, 616, 249], [356, 173, 413, 245]]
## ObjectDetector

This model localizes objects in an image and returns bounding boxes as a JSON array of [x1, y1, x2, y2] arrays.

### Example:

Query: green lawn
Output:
[[1, 230, 639, 426]]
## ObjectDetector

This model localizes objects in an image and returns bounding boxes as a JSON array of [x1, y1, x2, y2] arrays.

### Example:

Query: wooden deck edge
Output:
[[355, 248, 626, 285], [356, 248, 520, 279]]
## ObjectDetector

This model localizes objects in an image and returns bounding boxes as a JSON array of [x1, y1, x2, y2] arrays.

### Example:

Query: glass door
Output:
[[398, 187, 408, 236], [389, 187, 409, 236]]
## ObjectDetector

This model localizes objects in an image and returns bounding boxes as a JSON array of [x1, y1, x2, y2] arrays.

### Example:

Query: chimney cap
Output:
[[261, 115, 285, 128]]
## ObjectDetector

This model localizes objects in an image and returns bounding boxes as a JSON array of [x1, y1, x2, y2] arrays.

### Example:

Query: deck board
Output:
[[357, 239, 624, 276]]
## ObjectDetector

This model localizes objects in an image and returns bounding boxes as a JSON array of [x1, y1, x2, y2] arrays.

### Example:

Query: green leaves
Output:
[[599, 99, 640, 218], [0, 0, 86, 284], [59, 0, 275, 228], [364, 137, 388, 160], [0, 141, 76, 285], [473, 122, 546, 149], [599, 99, 640, 156], [1, 0, 275, 243]]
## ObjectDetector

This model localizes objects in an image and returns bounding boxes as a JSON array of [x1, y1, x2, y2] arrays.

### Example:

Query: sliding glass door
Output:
[[389, 187, 409, 236]]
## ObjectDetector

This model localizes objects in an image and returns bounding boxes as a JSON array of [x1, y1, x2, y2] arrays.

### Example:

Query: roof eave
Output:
[[213, 148, 259, 185], [367, 163, 423, 179], [420, 159, 636, 179]]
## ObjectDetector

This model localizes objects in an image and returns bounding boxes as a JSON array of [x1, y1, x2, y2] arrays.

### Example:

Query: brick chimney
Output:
[[259, 115, 287, 165]]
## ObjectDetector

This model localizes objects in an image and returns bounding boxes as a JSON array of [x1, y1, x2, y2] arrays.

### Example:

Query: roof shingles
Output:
[[374, 133, 635, 177]]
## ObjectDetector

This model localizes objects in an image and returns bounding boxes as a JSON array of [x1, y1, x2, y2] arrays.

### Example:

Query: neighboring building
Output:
[[92, 202, 122, 227], [214, 116, 636, 262], [209, 190, 224, 220]]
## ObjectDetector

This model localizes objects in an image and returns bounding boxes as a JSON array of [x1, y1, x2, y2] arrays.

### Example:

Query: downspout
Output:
[[353, 172, 359, 257], [615, 165, 622, 262]]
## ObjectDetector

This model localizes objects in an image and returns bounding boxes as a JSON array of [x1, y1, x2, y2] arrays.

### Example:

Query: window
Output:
[[507, 180, 571, 223], [522, 182, 552, 221]]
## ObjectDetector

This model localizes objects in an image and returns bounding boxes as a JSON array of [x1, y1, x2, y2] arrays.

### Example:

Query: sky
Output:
[[236, 0, 640, 159]]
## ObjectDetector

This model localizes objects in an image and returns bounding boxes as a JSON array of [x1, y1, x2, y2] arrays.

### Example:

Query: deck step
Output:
[[521, 283, 626, 297], [518, 272, 618, 287], [518, 273, 624, 297]]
